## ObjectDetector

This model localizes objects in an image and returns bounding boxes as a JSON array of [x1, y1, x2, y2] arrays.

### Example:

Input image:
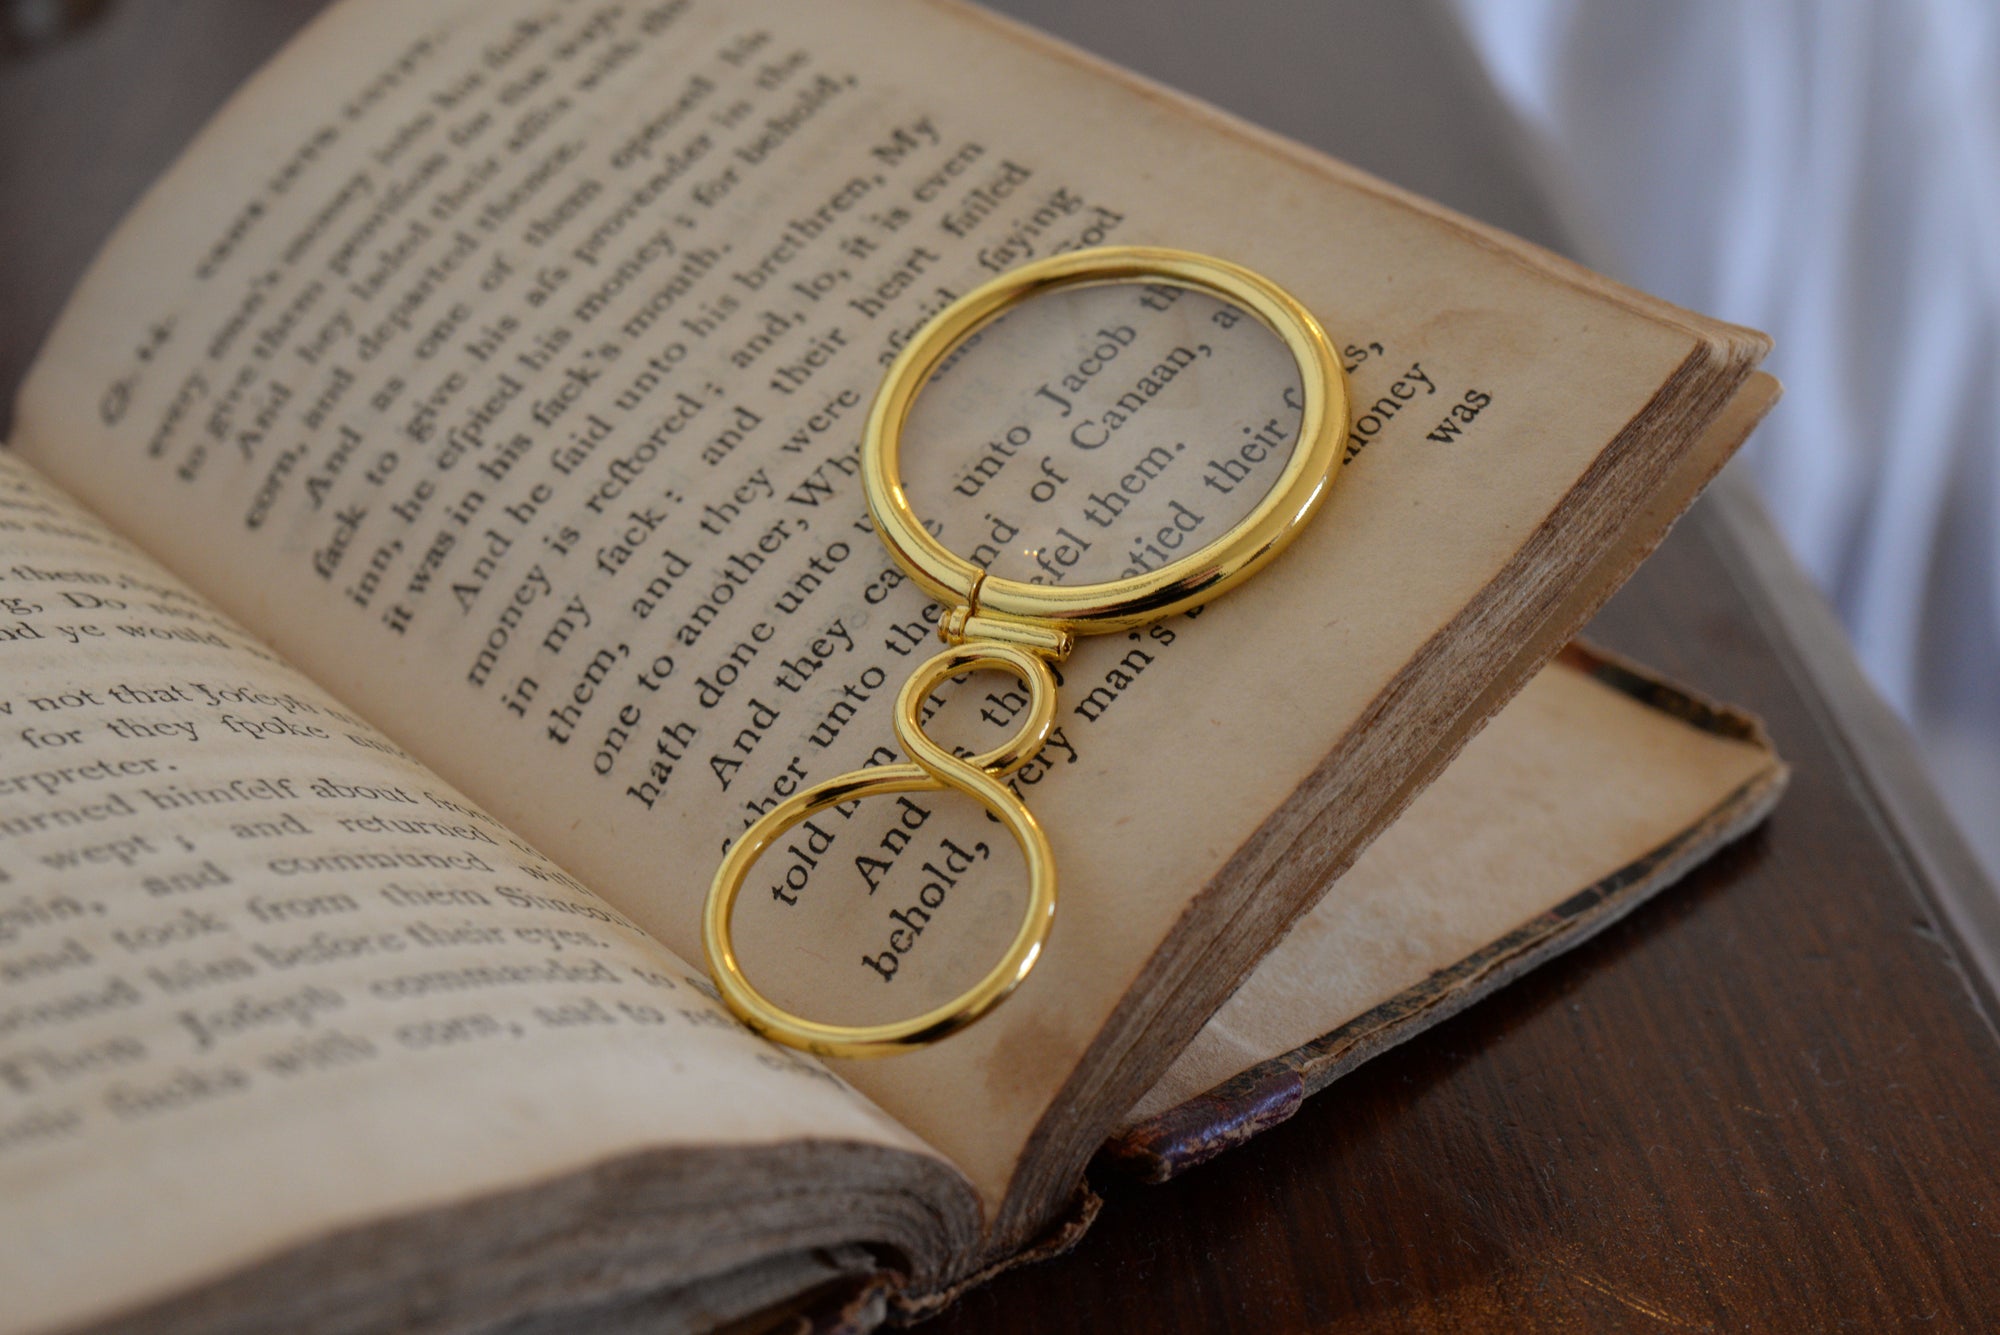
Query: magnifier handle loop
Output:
[[701, 634, 1064, 1058]]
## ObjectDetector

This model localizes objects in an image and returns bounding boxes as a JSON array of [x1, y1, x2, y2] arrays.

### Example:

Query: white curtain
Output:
[[1450, 0, 2000, 882]]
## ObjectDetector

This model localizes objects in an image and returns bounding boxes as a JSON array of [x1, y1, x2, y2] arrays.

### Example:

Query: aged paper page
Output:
[[0, 453, 967, 1333], [1127, 655, 1782, 1123], [12, 0, 1759, 1235]]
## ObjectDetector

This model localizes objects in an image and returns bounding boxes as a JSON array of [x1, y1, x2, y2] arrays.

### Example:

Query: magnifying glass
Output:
[[703, 245, 1349, 1058]]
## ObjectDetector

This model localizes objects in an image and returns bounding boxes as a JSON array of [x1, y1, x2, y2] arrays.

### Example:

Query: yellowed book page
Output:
[[0, 452, 963, 1335], [11, 0, 1757, 1232], [1128, 655, 1780, 1123]]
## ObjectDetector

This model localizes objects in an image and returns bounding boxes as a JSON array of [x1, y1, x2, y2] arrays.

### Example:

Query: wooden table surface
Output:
[[5, 3, 1998, 1330]]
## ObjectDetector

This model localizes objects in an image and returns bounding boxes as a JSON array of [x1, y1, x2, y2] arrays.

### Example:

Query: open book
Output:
[[0, 1, 1784, 1329]]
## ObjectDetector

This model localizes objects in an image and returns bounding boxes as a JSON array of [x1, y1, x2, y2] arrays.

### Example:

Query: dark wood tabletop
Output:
[[6, 3, 1998, 1330]]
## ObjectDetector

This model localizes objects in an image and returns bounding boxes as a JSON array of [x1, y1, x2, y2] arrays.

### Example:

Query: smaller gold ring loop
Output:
[[895, 642, 1056, 780], [861, 245, 1348, 635], [701, 643, 1059, 1058]]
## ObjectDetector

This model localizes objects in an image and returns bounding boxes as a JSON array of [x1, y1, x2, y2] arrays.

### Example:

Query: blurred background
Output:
[[3, 0, 1995, 889]]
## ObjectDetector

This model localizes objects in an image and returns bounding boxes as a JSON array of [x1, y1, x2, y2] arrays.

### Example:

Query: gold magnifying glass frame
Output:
[[703, 245, 1348, 1058], [867, 246, 1347, 633]]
